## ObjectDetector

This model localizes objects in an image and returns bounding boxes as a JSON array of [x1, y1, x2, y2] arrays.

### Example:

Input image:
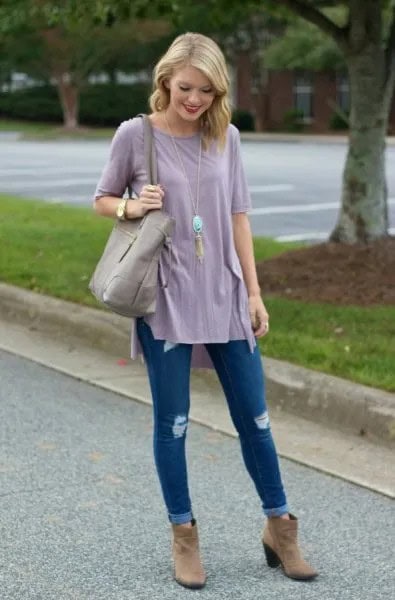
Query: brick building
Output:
[[235, 52, 395, 133]]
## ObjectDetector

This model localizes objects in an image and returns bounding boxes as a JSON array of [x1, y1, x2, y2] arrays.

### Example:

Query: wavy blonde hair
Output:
[[149, 32, 231, 150]]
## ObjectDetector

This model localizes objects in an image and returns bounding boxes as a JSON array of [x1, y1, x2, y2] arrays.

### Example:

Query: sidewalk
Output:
[[3, 128, 395, 146], [239, 132, 395, 145], [1, 282, 394, 498], [1, 282, 394, 446]]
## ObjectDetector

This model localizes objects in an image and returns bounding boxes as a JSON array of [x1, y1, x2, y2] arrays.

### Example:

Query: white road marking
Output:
[[275, 232, 328, 242], [251, 198, 395, 216], [276, 228, 395, 242], [0, 167, 101, 176], [251, 202, 338, 215], [249, 184, 294, 193], [2, 178, 99, 188]]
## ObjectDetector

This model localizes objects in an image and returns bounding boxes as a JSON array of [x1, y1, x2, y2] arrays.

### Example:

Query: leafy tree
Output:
[[264, 16, 344, 71], [111, 0, 395, 244], [170, 0, 394, 243], [0, 1, 170, 128], [2, 0, 394, 242], [260, 0, 395, 243]]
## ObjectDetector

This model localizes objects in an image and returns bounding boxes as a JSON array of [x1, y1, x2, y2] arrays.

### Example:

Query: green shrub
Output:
[[0, 83, 151, 126], [79, 83, 150, 125], [282, 108, 305, 132], [231, 109, 255, 131], [0, 86, 62, 122], [329, 110, 349, 130]]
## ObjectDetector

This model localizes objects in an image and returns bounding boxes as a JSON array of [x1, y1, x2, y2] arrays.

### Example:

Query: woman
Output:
[[94, 32, 317, 590]]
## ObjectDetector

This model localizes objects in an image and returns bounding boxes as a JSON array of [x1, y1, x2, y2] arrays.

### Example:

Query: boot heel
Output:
[[263, 543, 281, 568]]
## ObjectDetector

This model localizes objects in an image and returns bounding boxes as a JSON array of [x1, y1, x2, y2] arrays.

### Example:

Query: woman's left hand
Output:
[[248, 294, 270, 337]]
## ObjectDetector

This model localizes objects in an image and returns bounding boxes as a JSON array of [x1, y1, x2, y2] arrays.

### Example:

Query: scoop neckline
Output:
[[150, 124, 201, 140]]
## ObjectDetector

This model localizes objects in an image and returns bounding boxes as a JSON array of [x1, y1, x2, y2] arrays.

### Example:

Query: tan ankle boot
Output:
[[171, 519, 206, 589], [262, 514, 318, 581]]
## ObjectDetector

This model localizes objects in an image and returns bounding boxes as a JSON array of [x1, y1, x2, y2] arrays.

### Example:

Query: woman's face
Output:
[[165, 65, 216, 123]]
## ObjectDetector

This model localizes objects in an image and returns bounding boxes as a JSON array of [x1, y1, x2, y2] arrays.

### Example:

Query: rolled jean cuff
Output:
[[168, 511, 193, 525], [264, 503, 289, 518]]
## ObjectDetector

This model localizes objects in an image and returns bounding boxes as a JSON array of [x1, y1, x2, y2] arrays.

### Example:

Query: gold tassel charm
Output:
[[195, 234, 204, 262]]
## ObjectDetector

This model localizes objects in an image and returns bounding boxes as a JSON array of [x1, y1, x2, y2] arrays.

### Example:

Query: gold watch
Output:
[[116, 198, 128, 220]]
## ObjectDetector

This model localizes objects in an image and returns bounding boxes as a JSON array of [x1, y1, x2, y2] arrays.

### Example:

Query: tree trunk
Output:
[[56, 73, 80, 130], [330, 4, 393, 243], [330, 50, 390, 242]]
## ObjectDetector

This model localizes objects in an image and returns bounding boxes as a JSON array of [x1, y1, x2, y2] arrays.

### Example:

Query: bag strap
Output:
[[139, 113, 158, 185], [127, 113, 157, 197]]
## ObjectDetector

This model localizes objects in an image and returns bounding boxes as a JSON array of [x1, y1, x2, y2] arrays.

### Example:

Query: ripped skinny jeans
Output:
[[136, 318, 289, 524]]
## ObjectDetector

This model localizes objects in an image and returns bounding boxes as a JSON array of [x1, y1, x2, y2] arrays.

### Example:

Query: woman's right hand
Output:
[[126, 184, 164, 219]]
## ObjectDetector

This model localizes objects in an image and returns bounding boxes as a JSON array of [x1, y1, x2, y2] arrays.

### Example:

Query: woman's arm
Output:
[[94, 195, 127, 218], [94, 186, 164, 219], [232, 212, 269, 338], [93, 120, 163, 220]]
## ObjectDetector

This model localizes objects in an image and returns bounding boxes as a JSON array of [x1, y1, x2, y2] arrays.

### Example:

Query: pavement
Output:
[[0, 282, 394, 500], [1, 349, 395, 600], [2, 129, 395, 145], [239, 132, 395, 145], [2, 134, 395, 243]]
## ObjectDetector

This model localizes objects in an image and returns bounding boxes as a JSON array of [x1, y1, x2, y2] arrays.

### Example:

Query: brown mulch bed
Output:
[[256, 237, 395, 306]]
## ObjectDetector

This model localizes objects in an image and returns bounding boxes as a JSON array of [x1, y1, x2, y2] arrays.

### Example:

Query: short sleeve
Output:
[[230, 126, 252, 214], [94, 120, 135, 200]]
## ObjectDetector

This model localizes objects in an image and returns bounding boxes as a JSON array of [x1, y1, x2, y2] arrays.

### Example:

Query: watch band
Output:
[[116, 198, 127, 220]]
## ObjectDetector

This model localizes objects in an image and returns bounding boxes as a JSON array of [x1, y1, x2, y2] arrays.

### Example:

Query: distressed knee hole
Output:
[[172, 415, 188, 438], [254, 411, 270, 430], [164, 341, 179, 353]]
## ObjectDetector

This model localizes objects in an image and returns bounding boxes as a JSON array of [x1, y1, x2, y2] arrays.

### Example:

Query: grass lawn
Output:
[[1, 193, 394, 391], [0, 118, 113, 140]]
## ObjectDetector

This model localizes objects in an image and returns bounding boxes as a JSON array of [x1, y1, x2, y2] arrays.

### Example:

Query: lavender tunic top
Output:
[[94, 117, 256, 368]]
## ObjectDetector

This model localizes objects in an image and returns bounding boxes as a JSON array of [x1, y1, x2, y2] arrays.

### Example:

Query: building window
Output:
[[336, 72, 350, 113], [293, 72, 313, 120]]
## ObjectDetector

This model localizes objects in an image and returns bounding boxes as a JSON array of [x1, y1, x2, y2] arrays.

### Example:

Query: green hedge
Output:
[[282, 108, 305, 132], [231, 109, 255, 131], [79, 83, 150, 125], [0, 83, 151, 126], [0, 84, 256, 131], [0, 86, 62, 122], [329, 110, 349, 130]]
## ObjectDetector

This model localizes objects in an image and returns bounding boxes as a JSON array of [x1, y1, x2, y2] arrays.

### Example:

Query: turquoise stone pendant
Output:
[[192, 215, 203, 234], [193, 216, 204, 261]]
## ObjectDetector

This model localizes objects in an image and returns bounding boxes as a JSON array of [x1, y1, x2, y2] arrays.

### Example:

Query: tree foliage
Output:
[[0, 0, 172, 126], [264, 17, 344, 71], [1, 0, 395, 241]]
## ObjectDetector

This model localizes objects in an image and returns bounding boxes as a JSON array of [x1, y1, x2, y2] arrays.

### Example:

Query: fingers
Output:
[[250, 310, 269, 338], [140, 198, 163, 213], [139, 184, 164, 212], [141, 184, 164, 200], [254, 321, 269, 338]]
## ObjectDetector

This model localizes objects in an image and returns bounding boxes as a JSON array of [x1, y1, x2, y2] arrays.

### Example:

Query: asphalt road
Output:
[[0, 349, 393, 600], [1, 135, 394, 241]]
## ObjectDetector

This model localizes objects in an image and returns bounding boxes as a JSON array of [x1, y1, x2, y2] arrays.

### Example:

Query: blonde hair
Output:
[[149, 32, 231, 150]]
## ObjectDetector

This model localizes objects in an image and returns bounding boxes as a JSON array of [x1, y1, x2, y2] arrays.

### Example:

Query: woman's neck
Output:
[[162, 109, 201, 137]]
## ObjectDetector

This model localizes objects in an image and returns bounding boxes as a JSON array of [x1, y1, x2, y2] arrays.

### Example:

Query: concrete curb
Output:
[[1, 282, 394, 446], [239, 132, 395, 145]]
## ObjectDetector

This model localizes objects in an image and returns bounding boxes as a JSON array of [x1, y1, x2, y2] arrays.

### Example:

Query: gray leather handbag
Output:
[[89, 114, 175, 318]]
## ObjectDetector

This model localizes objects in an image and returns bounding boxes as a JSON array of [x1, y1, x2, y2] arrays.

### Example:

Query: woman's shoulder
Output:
[[110, 117, 144, 153], [221, 123, 241, 156], [116, 116, 144, 137], [226, 123, 241, 142]]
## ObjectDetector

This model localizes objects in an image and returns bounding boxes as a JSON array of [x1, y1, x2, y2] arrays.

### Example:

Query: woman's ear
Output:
[[163, 79, 170, 90]]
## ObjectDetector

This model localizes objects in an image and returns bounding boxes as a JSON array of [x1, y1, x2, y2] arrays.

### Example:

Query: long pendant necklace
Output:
[[164, 112, 204, 262]]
